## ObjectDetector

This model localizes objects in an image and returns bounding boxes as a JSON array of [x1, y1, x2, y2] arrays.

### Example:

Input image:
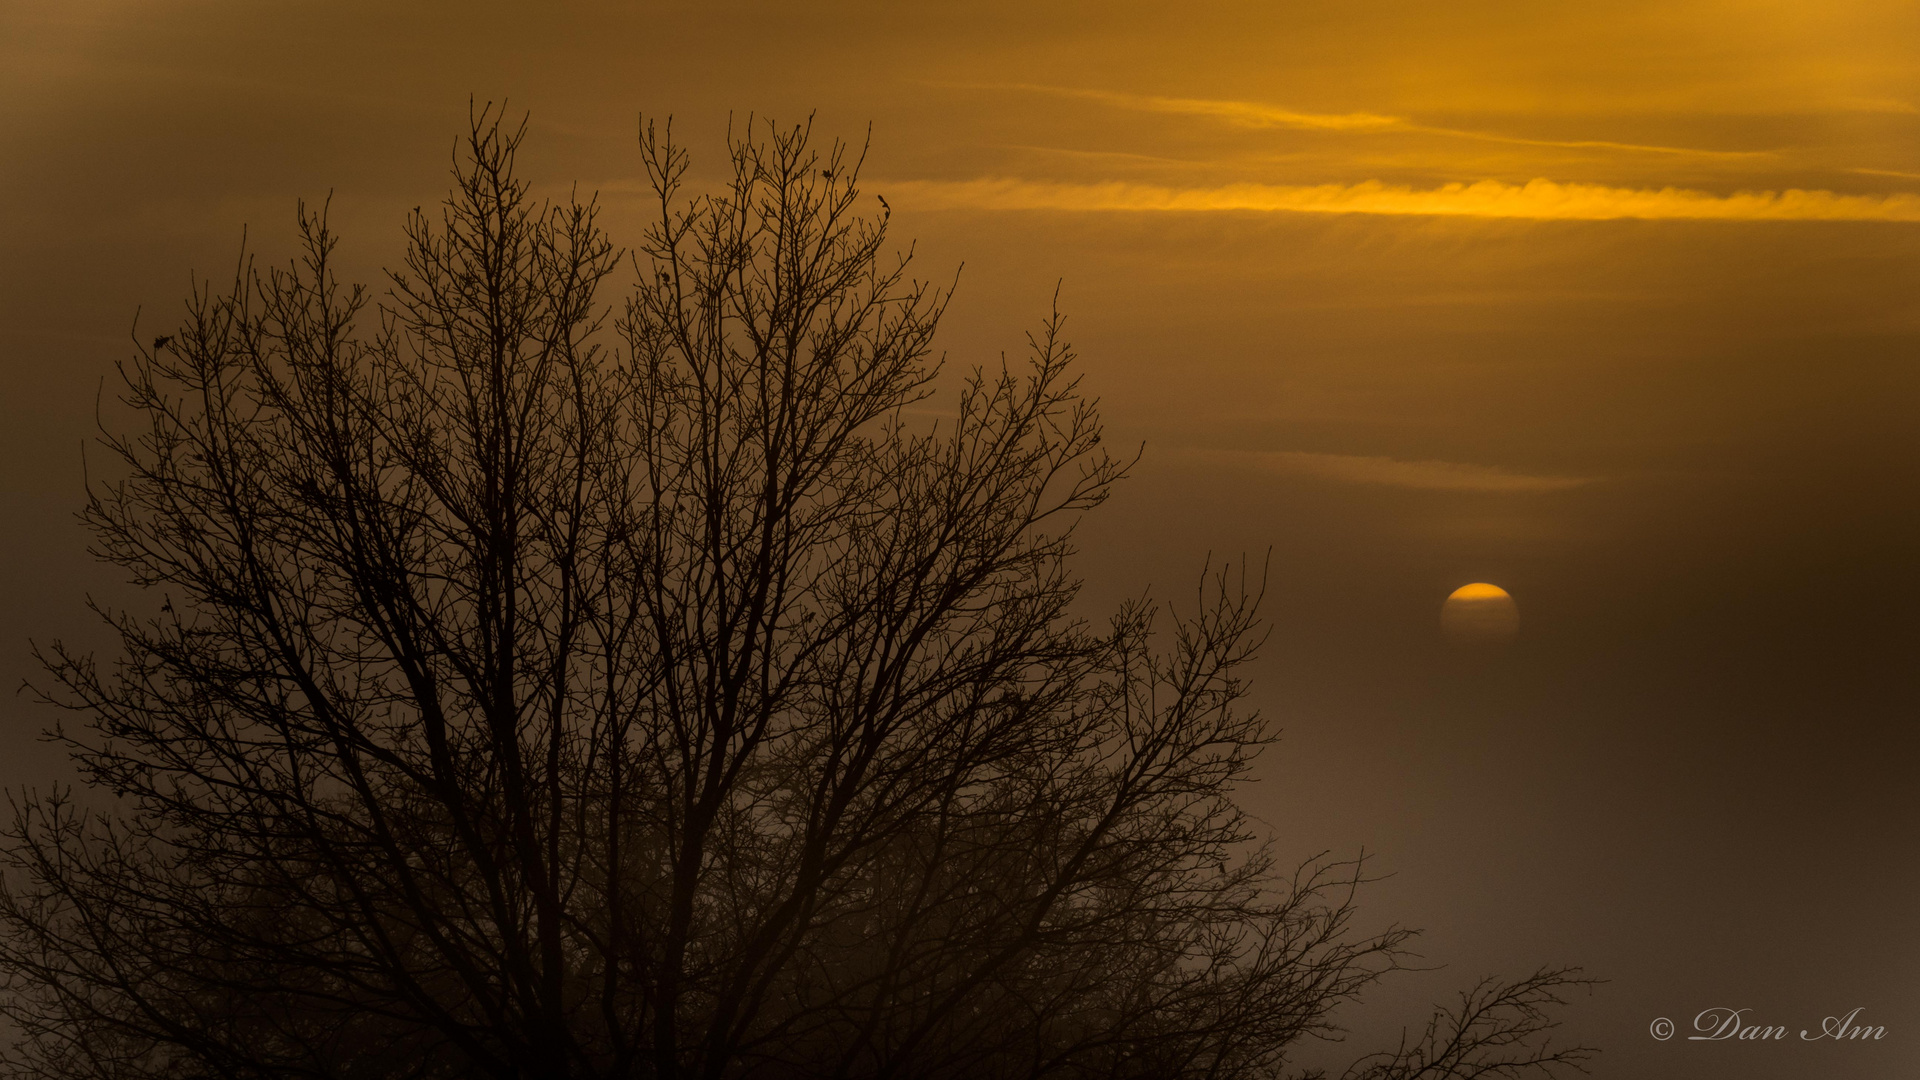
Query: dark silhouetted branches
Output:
[[0, 105, 1591, 1080], [1339, 968, 1598, 1080]]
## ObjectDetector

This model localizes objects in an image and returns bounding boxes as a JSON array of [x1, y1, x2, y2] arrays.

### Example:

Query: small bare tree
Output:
[[0, 108, 1591, 1080]]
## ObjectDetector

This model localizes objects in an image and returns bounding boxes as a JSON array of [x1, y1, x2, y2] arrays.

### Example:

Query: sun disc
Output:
[[1441, 582, 1519, 643]]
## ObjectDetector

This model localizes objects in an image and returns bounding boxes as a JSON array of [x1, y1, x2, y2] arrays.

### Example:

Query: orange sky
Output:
[[2, 4, 1917, 1078]]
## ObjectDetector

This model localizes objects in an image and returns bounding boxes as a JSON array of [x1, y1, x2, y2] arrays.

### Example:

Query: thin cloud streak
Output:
[[943, 82, 1400, 131], [883, 177, 1920, 221], [1200, 449, 1596, 494], [1066, 87, 1403, 132], [1406, 122, 1769, 160], [972, 84, 1768, 160]]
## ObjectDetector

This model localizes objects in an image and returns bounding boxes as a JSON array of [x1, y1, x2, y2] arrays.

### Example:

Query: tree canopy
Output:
[[0, 108, 1590, 1080]]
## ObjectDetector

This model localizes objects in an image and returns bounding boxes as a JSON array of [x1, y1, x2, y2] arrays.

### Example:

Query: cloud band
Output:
[[1195, 449, 1595, 493], [882, 177, 1920, 222]]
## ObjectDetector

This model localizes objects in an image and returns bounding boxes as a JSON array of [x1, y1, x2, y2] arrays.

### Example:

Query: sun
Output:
[[1441, 582, 1519, 643]]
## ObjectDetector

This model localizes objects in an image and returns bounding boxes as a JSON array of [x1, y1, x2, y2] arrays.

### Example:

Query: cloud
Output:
[[881, 177, 1920, 222], [1204, 449, 1595, 493], [974, 84, 1767, 160], [1023, 85, 1404, 132]]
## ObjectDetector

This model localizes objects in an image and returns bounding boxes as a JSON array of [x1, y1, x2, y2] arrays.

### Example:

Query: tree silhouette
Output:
[[0, 108, 1592, 1080]]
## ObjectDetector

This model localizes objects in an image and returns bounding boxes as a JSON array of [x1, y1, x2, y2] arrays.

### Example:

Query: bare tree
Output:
[[0, 108, 1592, 1080]]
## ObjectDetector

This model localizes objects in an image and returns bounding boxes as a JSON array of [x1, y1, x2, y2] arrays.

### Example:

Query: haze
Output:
[[2, 3, 1916, 1077]]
